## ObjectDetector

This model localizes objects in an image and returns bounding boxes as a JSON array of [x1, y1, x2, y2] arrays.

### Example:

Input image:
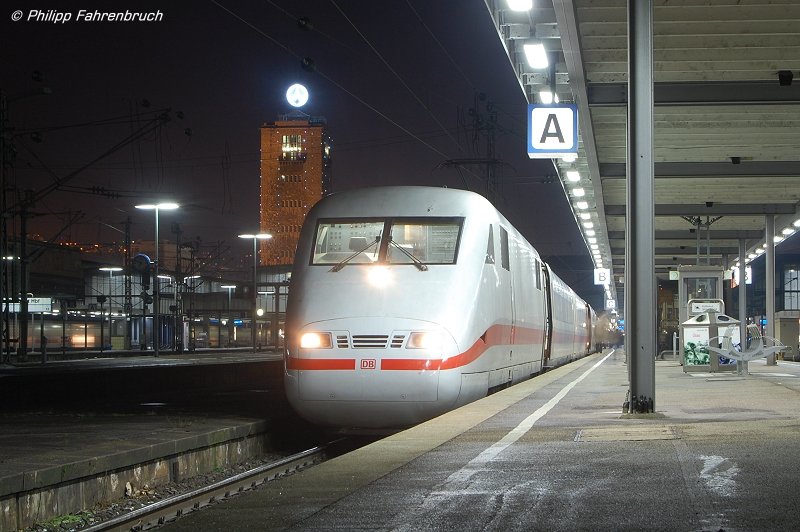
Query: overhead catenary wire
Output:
[[329, 0, 465, 156], [403, 0, 475, 90], [210, 0, 460, 167]]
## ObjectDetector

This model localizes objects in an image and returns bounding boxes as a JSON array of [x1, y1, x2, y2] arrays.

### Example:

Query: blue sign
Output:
[[527, 103, 578, 159]]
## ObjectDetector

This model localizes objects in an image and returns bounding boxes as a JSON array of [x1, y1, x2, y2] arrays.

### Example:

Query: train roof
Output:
[[309, 186, 497, 219]]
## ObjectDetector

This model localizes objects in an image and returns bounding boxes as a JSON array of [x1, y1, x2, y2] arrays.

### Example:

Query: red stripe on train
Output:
[[286, 358, 356, 370], [287, 323, 547, 371]]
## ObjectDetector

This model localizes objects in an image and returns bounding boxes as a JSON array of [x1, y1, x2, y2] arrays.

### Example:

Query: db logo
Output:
[[360, 359, 377, 370]]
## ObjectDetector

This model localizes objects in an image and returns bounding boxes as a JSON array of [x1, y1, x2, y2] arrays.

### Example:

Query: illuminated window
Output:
[[281, 135, 304, 161]]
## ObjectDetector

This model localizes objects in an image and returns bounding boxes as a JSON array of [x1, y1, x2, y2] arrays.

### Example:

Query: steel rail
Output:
[[84, 441, 343, 532]]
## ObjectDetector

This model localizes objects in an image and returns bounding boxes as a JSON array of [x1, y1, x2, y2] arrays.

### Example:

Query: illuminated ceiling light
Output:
[[576, 201, 589, 209], [748, 253, 757, 259], [539, 89, 555, 104], [794, 218, 800, 228], [583, 221, 594, 229], [756, 247, 765, 254], [523, 41, 548, 69], [566, 170, 580, 182], [572, 187, 585, 197], [782, 227, 795, 236], [588, 237, 597, 244], [590, 243, 599, 250], [774, 235, 784, 243], [562, 153, 577, 163], [586, 229, 596, 236], [580, 212, 591, 220], [507, 0, 532, 10]]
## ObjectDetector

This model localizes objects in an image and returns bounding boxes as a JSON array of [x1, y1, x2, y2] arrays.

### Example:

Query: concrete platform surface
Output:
[[0, 351, 286, 530], [160, 350, 800, 531]]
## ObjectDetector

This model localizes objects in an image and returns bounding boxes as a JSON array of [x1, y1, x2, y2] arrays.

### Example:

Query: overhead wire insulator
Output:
[[301, 57, 316, 72]]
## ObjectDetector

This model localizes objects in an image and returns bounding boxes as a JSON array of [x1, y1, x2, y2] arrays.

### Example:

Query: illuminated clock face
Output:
[[286, 84, 309, 107]]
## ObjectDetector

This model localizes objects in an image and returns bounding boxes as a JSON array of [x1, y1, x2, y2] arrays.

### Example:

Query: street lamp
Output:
[[99, 267, 123, 351], [238, 233, 272, 352], [136, 202, 179, 357]]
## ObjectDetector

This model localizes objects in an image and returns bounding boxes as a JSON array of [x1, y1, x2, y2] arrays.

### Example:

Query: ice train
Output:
[[284, 186, 597, 430]]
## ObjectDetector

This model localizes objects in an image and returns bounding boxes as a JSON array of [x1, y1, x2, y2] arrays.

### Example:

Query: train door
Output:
[[499, 226, 515, 346], [584, 303, 592, 355], [541, 263, 553, 366]]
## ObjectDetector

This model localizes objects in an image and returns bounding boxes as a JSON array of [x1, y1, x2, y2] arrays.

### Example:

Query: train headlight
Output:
[[407, 331, 442, 350], [367, 265, 392, 287], [300, 332, 332, 349]]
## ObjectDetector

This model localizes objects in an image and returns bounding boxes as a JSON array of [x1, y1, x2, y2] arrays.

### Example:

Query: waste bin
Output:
[[681, 311, 740, 373]]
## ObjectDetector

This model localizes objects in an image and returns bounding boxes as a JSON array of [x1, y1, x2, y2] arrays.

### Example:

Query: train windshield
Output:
[[311, 217, 463, 266]]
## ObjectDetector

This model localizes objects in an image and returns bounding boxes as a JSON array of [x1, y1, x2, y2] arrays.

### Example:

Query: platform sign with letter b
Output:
[[594, 268, 611, 286]]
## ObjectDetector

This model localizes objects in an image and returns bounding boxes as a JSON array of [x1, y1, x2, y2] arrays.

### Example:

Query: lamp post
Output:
[[238, 233, 272, 353], [136, 202, 179, 357], [99, 267, 123, 351]]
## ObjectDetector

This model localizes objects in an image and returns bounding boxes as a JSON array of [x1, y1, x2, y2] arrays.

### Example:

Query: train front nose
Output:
[[284, 319, 459, 429]]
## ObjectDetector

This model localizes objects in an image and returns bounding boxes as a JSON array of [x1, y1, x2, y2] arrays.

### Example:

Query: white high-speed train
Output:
[[284, 186, 596, 430]]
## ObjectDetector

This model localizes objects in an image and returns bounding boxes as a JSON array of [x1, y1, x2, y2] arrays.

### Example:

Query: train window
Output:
[[534, 258, 541, 289], [311, 220, 383, 264], [387, 219, 461, 265], [485, 225, 495, 264], [311, 217, 463, 266], [500, 227, 509, 271]]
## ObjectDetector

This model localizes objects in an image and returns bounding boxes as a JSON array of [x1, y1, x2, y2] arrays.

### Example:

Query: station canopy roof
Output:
[[485, 0, 800, 314]]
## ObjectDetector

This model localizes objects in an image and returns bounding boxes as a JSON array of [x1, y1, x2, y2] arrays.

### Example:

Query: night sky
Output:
[[2, 1, 594, 295]]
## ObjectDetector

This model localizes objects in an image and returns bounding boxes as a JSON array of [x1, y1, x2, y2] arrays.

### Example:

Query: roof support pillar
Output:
[[624, 0, 656, 413], [738, 239, 749, 375], [766, 215, 776, 365]]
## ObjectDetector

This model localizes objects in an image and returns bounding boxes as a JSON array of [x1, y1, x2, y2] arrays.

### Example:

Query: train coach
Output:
[[284, 186, 596, 430]]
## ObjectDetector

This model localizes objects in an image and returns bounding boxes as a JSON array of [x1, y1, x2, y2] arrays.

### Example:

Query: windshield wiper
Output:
[[329, 236, 380, 272], [388, 238, 428, 271]]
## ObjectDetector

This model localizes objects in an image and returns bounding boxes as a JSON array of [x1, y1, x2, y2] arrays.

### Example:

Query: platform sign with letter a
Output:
[[527, 103, 578, 159]]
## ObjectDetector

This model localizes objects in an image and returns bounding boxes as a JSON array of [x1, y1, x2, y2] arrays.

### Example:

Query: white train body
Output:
[[284, 186, 594, 430]]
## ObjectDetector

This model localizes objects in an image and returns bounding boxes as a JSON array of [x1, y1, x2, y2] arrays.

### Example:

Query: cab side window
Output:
[[485, 225, 495, 264], [500, 226, 510, 271]]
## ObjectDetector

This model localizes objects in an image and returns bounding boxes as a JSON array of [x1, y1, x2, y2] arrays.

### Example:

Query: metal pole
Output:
[[109, 271, 113, 350], [154, 207, 160, 358], [738, 239, 748, 375], [0, 90, 7, 360], [766, 215, 776, 365], [252, 237, 257, 353], [625, 0, 656, 413]]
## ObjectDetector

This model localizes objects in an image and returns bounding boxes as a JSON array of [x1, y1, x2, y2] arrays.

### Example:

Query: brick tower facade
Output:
[[259, 112, 331, 266]]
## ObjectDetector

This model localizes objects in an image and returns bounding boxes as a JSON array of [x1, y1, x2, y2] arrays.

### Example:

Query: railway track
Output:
[[83, 440, 349, 532]]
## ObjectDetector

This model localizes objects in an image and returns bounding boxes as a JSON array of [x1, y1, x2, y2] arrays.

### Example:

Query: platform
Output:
[[0, 350, 288, 531], [155, 349, 800, 531]]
